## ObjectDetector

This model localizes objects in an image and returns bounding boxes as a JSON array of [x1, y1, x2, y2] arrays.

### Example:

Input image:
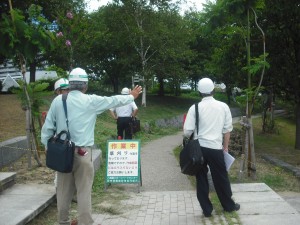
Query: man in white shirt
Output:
[[183, 77, 239, 217], [41, 68, 142, 225], [109, 87, 138, 139]]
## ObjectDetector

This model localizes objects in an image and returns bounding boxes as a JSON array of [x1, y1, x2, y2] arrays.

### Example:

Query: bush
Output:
[[214, 92, 228, 103], [87, 80, 112, 95], [35, 78, 56, 92]]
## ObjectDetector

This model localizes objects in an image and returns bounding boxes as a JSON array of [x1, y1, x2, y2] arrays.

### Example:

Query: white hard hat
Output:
[[54, 78, 69, 91], [121, 87, 130, 94], [198, 78, 214, 94], [69, 67, 88, 82]]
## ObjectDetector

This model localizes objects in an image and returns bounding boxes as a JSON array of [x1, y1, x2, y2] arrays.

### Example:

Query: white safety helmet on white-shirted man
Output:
[[54, 78, 69, 91], [68, 67, 89, 82], [121, 87, 130, 95], [198, 78, 215, 94]]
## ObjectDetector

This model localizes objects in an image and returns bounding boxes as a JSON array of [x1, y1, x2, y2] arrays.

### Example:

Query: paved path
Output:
[[92, 132, 300, 225], [139, 134, 193, 192]]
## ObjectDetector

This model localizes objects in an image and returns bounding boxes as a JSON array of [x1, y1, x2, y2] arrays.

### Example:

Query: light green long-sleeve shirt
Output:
[[41, 90, 134, 147]]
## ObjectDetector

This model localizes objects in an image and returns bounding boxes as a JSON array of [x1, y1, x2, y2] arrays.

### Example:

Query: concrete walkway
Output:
[[92, 133, 300, 225], [0, 183, 55, 225], [0, 150, 102, 225]]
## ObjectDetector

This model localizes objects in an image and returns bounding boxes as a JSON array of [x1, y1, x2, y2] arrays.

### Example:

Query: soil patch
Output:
[[0, 94, 26, 141], [0, 94, 53, 183]]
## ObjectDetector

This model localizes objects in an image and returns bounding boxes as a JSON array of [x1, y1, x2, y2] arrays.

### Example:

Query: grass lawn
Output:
[[253, 117, 300, 166]]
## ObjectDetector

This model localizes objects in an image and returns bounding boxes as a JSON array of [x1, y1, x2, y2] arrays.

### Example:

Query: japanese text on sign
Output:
[[106, 140, 140, 183]]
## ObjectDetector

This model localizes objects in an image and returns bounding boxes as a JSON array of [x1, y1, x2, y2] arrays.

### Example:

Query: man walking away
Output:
[[109, 87, 138, 139], [183, 77, 240, 217]]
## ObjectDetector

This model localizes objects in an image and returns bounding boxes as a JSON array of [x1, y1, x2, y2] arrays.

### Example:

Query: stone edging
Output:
[[262, 154, 300, 180]]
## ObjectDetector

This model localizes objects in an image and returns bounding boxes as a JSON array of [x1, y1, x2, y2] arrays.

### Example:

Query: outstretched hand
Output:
[[130, 85, 142, 99]]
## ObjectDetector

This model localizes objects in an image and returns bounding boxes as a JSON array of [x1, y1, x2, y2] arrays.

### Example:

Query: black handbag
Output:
[[130, 117, 141, 133], [46, 94, 75, 173], [180, 103, 204, 176]]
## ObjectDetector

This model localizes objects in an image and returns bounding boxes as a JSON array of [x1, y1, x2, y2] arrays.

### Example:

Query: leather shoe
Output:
[[225, 203, 240, 212], [234, 203, 240, 211], [203, 210, 213, 217]]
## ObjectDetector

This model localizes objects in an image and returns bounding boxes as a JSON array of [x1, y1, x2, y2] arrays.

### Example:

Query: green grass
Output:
[[253, 117, 298, 162], [254, 117, 295, 146], [230, 116, 300, 192]]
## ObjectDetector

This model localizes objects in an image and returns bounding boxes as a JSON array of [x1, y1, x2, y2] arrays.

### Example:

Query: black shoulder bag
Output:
[[180, 103, 204, 176], [130, 117, 141, 134], [46, 94, 75, 173]]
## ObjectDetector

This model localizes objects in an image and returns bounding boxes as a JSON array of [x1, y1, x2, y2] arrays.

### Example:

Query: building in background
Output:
[[0, 60, 57, 92]]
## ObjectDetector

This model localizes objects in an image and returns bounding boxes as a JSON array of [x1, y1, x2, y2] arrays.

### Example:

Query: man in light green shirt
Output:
[[41, 67, 142, 225]]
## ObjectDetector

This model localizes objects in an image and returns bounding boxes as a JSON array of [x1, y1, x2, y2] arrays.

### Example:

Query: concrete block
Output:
[[92, 148, 102, 172], [0, 184, 55, 225], [0, 172, 16, 192], [0, 136, 27, 168]]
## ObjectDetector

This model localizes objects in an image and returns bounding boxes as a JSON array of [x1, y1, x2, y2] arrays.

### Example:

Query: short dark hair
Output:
[[69, 81, 88, 91], [200, 90, 214, 97]]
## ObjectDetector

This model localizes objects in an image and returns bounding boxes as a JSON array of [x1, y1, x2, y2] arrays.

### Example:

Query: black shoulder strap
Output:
[[195, 103, 199, 135], [62, 93, 69, 130]]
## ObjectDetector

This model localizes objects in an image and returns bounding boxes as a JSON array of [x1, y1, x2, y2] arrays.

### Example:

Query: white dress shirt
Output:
[[110, 102, 138, 117], [183, 96, 233, 150]]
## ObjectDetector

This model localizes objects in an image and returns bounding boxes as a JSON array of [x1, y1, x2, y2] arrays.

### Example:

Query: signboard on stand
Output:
[[105, 140, 141, 191]]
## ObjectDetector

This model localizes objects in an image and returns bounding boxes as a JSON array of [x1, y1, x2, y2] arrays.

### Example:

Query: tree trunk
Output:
[[174, 84, 180, 96], [158, 78, 164, 97], [25, 109, 32, 169], [29, 61, 36, 83], [294, 39, 300, 149], [31, 117, 42, 166], [111, 76, 119, 94], [248, 117, 257, 179], [141, 86, 146, 107], [19, 55, 42, 169], [226, 86, 231, 105], [295, 101, 300, 149]]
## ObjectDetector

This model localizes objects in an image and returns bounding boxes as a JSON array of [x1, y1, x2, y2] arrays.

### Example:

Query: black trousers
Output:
[[196, 146, 236, 215], [117, 117, 132, 139]]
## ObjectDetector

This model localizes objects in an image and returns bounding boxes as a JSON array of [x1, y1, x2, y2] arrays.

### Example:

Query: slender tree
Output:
[[0, 2, 54, 168], [197, 0, 269, 178]]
